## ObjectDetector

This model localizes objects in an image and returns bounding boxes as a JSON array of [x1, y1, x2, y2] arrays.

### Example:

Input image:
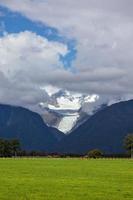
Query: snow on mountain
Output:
[[58, 114, 80, 133], [39, 86, 100, 134]]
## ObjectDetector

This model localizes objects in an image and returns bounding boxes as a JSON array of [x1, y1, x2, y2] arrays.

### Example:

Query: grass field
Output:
[[0, 158, 132, 200]]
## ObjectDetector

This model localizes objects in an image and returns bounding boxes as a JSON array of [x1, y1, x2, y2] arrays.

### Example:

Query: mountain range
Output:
[[0, 99, 133, 154]]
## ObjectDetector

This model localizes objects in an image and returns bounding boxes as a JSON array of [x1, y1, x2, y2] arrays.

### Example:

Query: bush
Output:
[[87, 149, 103, 158]]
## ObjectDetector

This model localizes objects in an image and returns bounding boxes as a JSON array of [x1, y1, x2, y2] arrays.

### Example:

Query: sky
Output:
[[0, 0, 133, 112]]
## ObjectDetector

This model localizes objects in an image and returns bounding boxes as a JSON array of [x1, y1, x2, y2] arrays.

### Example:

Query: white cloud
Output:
[[0, 1, 133, 112], [0, 31, 69, 111]]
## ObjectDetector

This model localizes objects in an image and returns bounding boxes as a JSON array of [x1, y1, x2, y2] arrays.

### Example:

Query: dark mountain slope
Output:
[[0, 104, 58, 152], [57, 100, 133, 154]]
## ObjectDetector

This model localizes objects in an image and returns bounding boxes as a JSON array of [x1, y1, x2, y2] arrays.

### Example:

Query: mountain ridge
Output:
[[0, 104, 61, 152], [57, 99, 133, 154], [1, 100, 133, 155]]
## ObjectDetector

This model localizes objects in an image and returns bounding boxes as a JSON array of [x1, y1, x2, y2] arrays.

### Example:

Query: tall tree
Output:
[[124, 134, 133, 158], [3, 140, 12, 157], [10, 139, 21, 157], [0, 139, 21, 157], [0, 139, 5, 157]]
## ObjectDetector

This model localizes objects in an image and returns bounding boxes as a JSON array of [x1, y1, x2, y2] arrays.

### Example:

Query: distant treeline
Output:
[[0, 133, 132, 158], [13, 151, 130, 158]]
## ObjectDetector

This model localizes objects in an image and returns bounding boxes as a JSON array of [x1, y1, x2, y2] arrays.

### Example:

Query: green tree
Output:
[[124, 134, 133, 158], [0, 139, 21, 157], [10, 139, 21, 157], [87, 149, 103, 158], [0, 139, 5, 157], [3, 140, 12, 157]]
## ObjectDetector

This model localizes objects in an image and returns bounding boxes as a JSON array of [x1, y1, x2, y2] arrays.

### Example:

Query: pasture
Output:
[[0, 158, 132, 200]]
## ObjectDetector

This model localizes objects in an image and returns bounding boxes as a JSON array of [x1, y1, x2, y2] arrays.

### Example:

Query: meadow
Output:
[[0, 158, 132, 200]]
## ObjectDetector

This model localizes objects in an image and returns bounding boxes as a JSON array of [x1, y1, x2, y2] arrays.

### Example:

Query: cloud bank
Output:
[[0, 31, 69, 110], [0, 0, 133, 112]]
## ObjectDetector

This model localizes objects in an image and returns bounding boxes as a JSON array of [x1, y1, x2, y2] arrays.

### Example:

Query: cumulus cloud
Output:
[[0, 0, 133, 112], [0, 31, 69, 111]]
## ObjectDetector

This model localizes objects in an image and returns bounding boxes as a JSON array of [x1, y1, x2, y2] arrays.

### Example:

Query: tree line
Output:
[[0, 134, 132, 158]]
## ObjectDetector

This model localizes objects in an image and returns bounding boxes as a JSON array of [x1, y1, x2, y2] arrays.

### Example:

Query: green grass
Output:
[[0, 158, 132, 200]]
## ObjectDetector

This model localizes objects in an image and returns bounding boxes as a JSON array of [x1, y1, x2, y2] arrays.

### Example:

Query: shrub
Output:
[[87, 149, 103, 158]]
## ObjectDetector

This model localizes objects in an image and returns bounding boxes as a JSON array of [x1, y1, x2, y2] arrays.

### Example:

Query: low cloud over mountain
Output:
[[0, 1, 133, 117]]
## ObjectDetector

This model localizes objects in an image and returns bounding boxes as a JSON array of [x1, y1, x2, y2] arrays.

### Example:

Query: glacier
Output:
[[40, 86, 99, 133]]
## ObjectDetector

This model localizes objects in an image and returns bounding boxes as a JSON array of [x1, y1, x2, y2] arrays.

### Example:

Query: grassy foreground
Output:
[[0, 158, 132, 200]]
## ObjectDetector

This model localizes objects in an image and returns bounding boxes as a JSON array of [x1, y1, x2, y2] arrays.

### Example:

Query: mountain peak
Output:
[[39, 88, 99, 133]]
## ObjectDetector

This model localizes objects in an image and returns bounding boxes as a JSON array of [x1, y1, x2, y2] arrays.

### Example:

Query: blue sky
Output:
[[0, 5, 76, 69]]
